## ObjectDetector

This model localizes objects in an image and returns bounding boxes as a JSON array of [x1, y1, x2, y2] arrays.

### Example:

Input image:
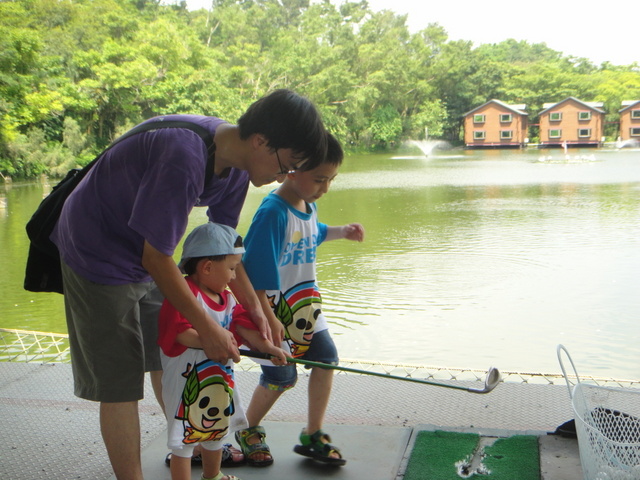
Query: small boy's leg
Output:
[[169, 452, 193, 480], [200, 447, 223, 480]]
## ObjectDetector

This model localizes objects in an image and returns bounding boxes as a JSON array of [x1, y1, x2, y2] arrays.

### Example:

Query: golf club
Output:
[[240, 350, 501, 394]]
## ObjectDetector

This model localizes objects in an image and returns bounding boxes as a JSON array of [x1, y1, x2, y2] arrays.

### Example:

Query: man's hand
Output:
[[200, 326, 240, 364], [246, 305, 273, 344], [269, 317, 286, 344]]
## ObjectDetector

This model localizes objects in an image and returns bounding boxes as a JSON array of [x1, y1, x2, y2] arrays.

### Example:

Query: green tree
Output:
[[2, 0, 640, 179]]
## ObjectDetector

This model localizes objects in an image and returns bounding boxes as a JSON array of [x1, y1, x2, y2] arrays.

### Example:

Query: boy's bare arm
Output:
[[236, 325, 288, 365], [175, 328, 202, 349], [325, 223, 365, 242], [229, 263, 272, 343]]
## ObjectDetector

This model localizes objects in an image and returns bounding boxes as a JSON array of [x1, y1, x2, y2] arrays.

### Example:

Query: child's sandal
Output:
[[201, 473, 241, 480], [293, 429, 346, 466], [235, 426, 274, 467]]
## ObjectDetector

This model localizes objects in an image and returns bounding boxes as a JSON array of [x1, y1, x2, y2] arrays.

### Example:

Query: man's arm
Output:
[[228, 262, 273, 343], [142, 240, 240, 363], [259, 289, 285, 344]]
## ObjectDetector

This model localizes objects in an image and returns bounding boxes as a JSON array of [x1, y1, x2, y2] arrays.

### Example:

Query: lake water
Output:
[[2, 146, 639, 381]]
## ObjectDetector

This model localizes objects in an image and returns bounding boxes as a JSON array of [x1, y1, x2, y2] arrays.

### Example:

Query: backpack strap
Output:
[[106, 119, 216, 184], [80, 119, 216, 185]]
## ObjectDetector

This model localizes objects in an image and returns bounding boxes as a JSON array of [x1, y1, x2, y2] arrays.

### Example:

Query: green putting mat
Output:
[[404, 430, 540, 479]]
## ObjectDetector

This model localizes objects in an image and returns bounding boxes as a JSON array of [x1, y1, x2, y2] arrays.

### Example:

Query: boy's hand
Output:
[[270, 319, 286, 344], [265, 346, 289, 366], [343, 223, 365, 242], [253, 343, 288, 366]]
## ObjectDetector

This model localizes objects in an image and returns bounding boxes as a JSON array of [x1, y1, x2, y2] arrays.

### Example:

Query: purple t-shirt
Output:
[[51, 115, 250, 285]]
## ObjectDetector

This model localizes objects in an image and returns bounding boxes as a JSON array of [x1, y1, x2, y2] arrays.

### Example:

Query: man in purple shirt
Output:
[[52, 89, 327, 480]]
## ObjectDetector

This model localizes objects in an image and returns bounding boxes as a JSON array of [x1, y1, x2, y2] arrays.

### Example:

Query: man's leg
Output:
[[101, 401, 143, 480], [140, 285, 164, 412], [149, 370, 165, 413], [61, 262, 151, 479]]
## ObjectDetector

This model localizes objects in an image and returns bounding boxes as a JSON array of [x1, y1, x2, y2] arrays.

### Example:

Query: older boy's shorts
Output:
[[61, 261, 155, 403], [259, 329, 338, 392]]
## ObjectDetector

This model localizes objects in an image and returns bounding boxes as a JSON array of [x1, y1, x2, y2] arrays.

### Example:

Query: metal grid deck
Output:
[[1, 362, 584, 480]]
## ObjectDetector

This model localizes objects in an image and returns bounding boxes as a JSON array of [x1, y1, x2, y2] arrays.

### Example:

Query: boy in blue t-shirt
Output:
[[239, 134, 365, 466]]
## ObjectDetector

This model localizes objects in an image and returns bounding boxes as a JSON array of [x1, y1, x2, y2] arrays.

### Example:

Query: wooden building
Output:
[[538, 97, 605, 147], [463, 100, 528, 148], [618, 100, 640, 142]]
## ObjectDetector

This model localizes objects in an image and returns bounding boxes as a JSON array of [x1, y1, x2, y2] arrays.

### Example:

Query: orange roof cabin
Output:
[[538, 97, 605, 147], [463, 100, 528, 148], [618, 100, 640, 143]]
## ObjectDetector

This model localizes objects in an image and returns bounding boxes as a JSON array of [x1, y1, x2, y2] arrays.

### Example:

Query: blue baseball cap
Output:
[[178, 223, 245, 270]]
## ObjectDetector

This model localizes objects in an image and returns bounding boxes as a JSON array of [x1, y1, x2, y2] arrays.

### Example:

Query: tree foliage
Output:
[[1, 0, 639, 178]]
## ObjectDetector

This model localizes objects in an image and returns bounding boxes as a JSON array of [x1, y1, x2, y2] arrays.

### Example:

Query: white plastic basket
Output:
[[558, 345, 640, 479]]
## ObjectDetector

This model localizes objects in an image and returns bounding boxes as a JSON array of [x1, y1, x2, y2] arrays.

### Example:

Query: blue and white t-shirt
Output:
[[243, 192, 328, 358]]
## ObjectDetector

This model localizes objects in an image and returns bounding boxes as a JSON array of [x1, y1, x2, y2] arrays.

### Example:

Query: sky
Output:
[[182, 0, 639, 66]]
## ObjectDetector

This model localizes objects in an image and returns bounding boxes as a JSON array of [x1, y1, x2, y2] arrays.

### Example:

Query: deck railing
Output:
[[0, 328, 71, 364], [1, 328, 637, 388]]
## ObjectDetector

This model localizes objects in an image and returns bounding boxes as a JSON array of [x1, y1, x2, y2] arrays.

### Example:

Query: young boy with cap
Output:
[[158, 222, 287, 480]]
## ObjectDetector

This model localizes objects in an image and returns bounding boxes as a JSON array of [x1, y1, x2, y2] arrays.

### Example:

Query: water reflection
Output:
[[2, 148, 640, 380], [296, 148, 640, 379]]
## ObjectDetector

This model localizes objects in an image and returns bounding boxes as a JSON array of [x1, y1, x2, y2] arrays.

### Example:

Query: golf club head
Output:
[[468, 367, 501, 394]]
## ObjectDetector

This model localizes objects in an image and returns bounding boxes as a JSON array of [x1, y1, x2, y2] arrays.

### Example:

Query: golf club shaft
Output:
[[240, 350, 493, 393]]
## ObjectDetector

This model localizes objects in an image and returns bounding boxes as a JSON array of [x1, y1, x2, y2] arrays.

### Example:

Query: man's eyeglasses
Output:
[[275, 149, 296, 176]]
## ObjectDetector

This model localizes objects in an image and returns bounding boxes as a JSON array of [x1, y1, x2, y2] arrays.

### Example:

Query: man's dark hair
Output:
[[238, 89, 328, 169]]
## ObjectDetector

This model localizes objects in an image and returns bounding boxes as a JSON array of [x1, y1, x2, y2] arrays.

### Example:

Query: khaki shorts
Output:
[[61, 261, 155, 402], [139, 284, 164, 372]]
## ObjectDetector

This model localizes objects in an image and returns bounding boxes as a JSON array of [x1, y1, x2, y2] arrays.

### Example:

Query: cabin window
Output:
[[631, 127, 640, 137], [500, 130, 513, 139], [549, 112, 562, 121], [473, 114, 485, 124], [549, 129, 562, 138], [631, 110, 640, 119], [578, 111, 591, 121], [578, 128, 591, 138], [500, 114, 512, 123]]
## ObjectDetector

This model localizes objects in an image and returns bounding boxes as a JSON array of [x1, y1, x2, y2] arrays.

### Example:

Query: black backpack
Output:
[[24, 119, 215, 294]]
